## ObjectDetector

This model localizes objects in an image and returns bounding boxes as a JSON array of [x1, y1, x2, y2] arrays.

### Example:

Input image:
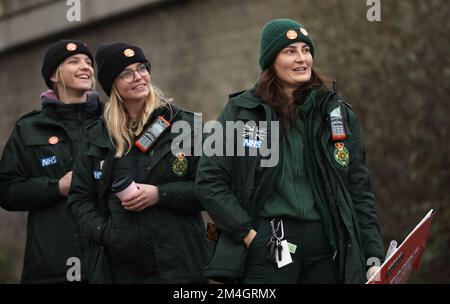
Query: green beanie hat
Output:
[[259, 18, 315, 71]]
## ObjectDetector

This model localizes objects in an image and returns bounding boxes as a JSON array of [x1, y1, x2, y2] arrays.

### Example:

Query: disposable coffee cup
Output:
[[112, 176, 139, 201]]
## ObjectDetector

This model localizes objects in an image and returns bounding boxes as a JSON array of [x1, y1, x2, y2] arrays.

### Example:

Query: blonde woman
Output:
[[68, 42, 206, 283], [0, 39, 102, 283]]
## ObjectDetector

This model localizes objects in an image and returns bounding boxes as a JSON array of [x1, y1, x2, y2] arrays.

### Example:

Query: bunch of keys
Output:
[[265, 218, 285, 264]]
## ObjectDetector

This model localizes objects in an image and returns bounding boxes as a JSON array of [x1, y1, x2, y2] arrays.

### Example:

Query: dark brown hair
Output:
[[256, 66, 331, 130]]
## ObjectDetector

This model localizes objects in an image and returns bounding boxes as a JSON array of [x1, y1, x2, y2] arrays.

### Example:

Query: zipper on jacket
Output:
[[294, 173, 305, 220], [78, 104, 85, 146], [250, 109, 280, 217], [133, 146, 144, 277], [314, 110, 347, 279], [136, 222, 144, 277], [316, 139, 346, 275]]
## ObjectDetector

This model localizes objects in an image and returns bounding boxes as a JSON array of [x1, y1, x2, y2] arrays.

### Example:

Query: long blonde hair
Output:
[[104, 84, 168, 158]]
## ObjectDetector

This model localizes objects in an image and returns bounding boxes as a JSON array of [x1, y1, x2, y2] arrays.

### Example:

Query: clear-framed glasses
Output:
[[118, 62, 150, 82]]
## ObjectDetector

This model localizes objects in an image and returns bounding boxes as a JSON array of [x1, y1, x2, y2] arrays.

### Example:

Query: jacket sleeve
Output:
[[0, 126, 63, 211], [347, 111, 385, 262], [195, 101, 253, 244], [157, 156, 203, 214], [68, 145, 108, 245]]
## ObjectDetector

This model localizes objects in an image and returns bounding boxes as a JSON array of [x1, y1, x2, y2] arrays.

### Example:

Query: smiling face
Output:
[[273, 42, 313, 97], [51, 54, 94, 96], [114, 62, 151, 102]]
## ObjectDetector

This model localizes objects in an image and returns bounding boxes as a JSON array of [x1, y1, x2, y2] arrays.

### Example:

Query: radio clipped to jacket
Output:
[[329, 106, 347, 141], [135, 116, 171, 152]]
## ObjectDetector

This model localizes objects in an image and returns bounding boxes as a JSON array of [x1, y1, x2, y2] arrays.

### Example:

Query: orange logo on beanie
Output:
[[286, 30, 298, 40], [300, 28, 309, 36], [66, 43, 77, 51], [123, 48, 135, 57]]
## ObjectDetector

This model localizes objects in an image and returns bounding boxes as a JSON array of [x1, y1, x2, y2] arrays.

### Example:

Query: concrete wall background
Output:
[[0, 0, 449, 283]]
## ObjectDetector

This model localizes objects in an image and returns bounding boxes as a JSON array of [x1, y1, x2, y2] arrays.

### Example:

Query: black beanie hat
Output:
[[41, 39, 93, 89], [95, 42, 150, 96]]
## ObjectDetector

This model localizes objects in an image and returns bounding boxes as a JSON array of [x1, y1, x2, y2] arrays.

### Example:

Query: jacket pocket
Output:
[[25, 134, 67, 146], [204, 230, 247, 283], [25, 135, 69, 173], [103, 227, 139, 264], [81, 237, 112, 283]]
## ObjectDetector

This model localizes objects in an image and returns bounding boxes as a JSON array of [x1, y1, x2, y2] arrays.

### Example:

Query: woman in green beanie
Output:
[[196, 18, 385, 283]]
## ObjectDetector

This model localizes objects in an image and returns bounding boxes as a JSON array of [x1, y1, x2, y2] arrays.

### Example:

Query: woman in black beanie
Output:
[[0, 39, 103, 283], [68, 42, 207, 283], [195, 18, 385, 284]]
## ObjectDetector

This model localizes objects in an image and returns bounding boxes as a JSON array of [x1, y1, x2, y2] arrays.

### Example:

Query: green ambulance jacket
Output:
[[68, 104, 207, 283], [0, 94, 103, 283], [195, 88, 385, 283]]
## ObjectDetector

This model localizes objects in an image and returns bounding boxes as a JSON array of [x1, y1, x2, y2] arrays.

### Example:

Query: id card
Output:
[[276, 240, 293, 268]]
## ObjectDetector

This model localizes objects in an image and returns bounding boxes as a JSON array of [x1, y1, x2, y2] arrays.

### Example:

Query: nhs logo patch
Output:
[[242, 138, 262, 148], [41, 156, 57, 167], [242, 123, 266, 148], [93, 170, 103, 180]]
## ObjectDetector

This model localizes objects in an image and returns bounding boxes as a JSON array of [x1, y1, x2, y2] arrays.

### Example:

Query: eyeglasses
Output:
[[118, 62, 150, 82]]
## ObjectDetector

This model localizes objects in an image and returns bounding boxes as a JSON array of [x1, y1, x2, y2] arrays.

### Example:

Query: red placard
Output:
[[367, 209, 435, 284]]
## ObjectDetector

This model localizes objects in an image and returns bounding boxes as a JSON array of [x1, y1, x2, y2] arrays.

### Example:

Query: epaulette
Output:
[[228, 90, 246, 100], [86, 117, 103, 130], [17, 110, 41, 121], [332, 79, 352, 109], [343, 101, 352, 109]]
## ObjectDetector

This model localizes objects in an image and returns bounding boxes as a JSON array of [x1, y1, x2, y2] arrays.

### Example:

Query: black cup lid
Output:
[[111, 176, 133, 193]]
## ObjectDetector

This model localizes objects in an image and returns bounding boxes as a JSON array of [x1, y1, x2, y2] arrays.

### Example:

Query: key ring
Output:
[[270, 218, 284, 240]]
